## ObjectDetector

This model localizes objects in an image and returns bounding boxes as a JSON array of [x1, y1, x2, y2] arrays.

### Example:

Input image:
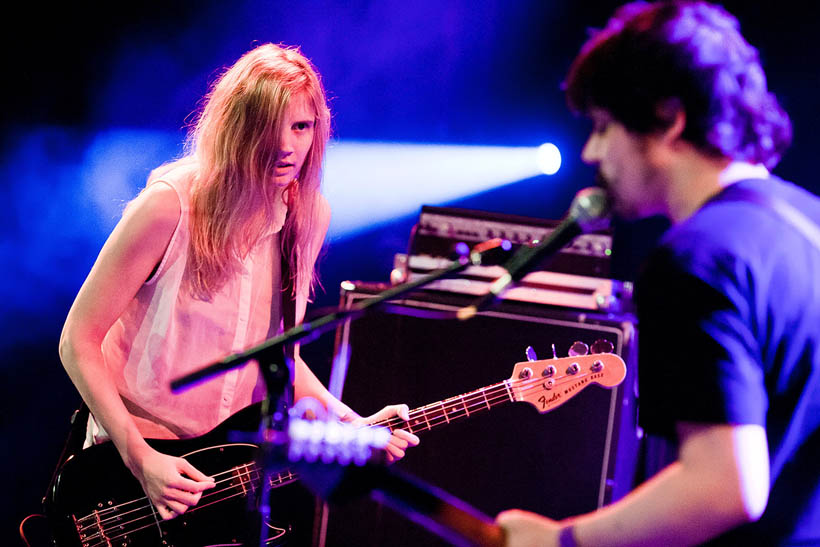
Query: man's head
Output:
[[565, 1, 791, 170]]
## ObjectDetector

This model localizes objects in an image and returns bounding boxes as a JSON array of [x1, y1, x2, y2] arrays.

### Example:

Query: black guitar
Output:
[[44, 352, 625, 546]]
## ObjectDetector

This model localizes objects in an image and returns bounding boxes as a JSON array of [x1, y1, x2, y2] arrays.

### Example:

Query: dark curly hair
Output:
[[565, 1, 791, 169]]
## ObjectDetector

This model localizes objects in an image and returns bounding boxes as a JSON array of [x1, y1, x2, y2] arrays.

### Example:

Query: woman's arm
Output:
[[59, 183, 214, 520]]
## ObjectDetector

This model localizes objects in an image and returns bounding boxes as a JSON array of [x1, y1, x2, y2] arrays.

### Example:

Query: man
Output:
[[498, 2, 820, 545]]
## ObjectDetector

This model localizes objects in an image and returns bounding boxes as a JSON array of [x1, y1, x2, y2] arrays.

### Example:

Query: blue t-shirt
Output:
[[636, 177, 820, 545]]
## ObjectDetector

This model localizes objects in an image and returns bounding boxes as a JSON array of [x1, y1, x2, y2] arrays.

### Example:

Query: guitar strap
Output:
[[279, 225, 298, 341], [42, 401, 90, 506], [277, 225, 297, 409]]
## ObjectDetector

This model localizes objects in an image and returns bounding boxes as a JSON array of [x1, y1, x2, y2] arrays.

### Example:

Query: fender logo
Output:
[[537, 392, 562, 409]]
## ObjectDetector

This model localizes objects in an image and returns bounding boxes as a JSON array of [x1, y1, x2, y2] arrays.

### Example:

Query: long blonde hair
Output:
[[185, 43, 330, 298]]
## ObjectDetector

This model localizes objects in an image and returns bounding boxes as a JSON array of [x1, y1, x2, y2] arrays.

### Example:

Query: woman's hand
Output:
[[351, 404, 420, 463], [128, 445, 216, 520]]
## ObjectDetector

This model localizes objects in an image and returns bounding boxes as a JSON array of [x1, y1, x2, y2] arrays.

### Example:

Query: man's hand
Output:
[[129, 445, 216, 520], [496, 509, 562, 547], [351, 404, 420, 463]]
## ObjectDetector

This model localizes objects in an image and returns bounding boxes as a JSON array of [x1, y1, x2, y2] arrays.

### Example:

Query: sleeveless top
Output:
[[89, 159, 291, 442]]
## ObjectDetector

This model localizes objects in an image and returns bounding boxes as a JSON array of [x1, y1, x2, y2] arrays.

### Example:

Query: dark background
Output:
[[2, 1, 819, 544]]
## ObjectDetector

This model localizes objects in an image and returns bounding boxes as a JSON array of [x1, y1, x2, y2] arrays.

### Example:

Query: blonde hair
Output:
[[184, 43, 330, 298]]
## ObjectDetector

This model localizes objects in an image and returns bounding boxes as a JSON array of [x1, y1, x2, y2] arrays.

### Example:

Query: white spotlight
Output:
[[536, 143, 562, 175], [323, 140, 564, 238]]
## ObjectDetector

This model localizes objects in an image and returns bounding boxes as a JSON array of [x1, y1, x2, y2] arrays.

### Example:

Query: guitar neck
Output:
[[262, 381, 511, 490], [373, 380, 513, 435], [267, 353, 625, 489]]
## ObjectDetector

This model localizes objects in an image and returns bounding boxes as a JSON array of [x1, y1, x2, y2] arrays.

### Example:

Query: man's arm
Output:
[[498, 421, 769, 546]]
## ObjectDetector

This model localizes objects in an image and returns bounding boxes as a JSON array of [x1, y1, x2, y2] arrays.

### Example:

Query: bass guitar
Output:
[[45, 350, 626, 546]]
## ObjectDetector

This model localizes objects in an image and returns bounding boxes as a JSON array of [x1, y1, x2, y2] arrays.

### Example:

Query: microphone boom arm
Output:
[[170, 238, 512, 393]]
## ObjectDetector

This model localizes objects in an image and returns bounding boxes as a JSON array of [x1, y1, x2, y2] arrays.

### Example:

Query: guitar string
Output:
[[81, 460, 299, 546], [384, 379, 574, 432], [76, 465, 247, 523], [82, 360, 607, 528], [79, 465, 275, 547], [75, 368, 610, 545], [375, 369, 604, 432], [83, 372, 563, 519], [78, 372, 592, 544], [87, 466, 292, 546], [77, 465, 275, 545], [78, 459, 295, 527], [80, 462, 293, 545], [79, 370, 599, 542], [389, 357, 615, 428]]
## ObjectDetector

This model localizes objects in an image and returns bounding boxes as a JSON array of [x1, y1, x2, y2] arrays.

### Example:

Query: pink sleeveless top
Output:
[[91, 160, 290, 441]]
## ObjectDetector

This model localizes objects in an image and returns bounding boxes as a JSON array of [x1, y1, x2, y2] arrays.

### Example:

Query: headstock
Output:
[[509, 344, 626, 414]]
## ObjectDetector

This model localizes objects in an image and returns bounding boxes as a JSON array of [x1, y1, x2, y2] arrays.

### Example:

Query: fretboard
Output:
[[374, 380, 514, 435], [257, 379, 516, 492]]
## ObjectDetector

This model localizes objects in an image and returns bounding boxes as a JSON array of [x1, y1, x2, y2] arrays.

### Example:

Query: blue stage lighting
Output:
[[323, 141, 560, 238], [15, 131, 563, 252]]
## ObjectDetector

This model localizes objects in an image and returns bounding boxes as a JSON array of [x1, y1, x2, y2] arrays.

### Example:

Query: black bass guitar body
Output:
[[44, 403, 313, 547]]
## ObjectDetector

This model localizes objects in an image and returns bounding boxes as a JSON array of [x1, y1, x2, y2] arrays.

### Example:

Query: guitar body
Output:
[[44, 404, 310, 547]]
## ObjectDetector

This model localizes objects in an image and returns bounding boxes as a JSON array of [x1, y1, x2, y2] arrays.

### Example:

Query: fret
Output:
[[503, 379, 514, 402], [443, 400, 462, 421], [438, 398, 467, 422], [481, 387, 491, 410], [269, 469, 296, 487], [474, 390, 491, 411], [422, 409, 431, 430], [425, 406, 446, 428], [385, 380, 518, 436], [247, 464, 260, 493], [408, 409, 432, 433], [233, 464, 252, 496]]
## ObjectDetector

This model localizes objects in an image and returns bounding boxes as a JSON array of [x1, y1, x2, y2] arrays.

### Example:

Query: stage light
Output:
[[83, 129, 181, 226], [536, 142, 561, 175], [323, 141, 561, 238], [26, 131, 565, 245]]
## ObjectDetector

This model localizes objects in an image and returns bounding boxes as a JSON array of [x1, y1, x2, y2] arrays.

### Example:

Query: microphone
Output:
[[457, 187, 610, 320]]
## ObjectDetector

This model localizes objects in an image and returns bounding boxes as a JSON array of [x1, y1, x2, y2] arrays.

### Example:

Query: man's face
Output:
[[273, 91, 316, 187], [581, 109, 667, 220]]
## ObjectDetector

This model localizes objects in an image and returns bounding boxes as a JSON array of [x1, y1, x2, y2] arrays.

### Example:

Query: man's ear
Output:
[[645, 99, 686, 167], [656, 98, 686, 145]]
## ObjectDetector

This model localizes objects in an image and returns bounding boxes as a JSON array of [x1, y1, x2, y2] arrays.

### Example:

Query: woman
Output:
[[59, 43, 418, 521]]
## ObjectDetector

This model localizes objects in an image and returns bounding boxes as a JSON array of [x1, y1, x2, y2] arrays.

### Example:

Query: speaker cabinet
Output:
[[320, 284, 640, 546]]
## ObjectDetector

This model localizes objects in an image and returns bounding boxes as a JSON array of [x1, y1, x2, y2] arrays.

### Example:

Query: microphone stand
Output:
[[169, 238, 511, 547], [170, 238, 510, 394]]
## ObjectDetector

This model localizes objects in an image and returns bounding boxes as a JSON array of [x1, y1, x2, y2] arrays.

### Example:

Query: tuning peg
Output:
[[525, 346, 538, 362], [551, 344, 558, 359], [568, 341, 589, 357], [591, 339, 614, 354]]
